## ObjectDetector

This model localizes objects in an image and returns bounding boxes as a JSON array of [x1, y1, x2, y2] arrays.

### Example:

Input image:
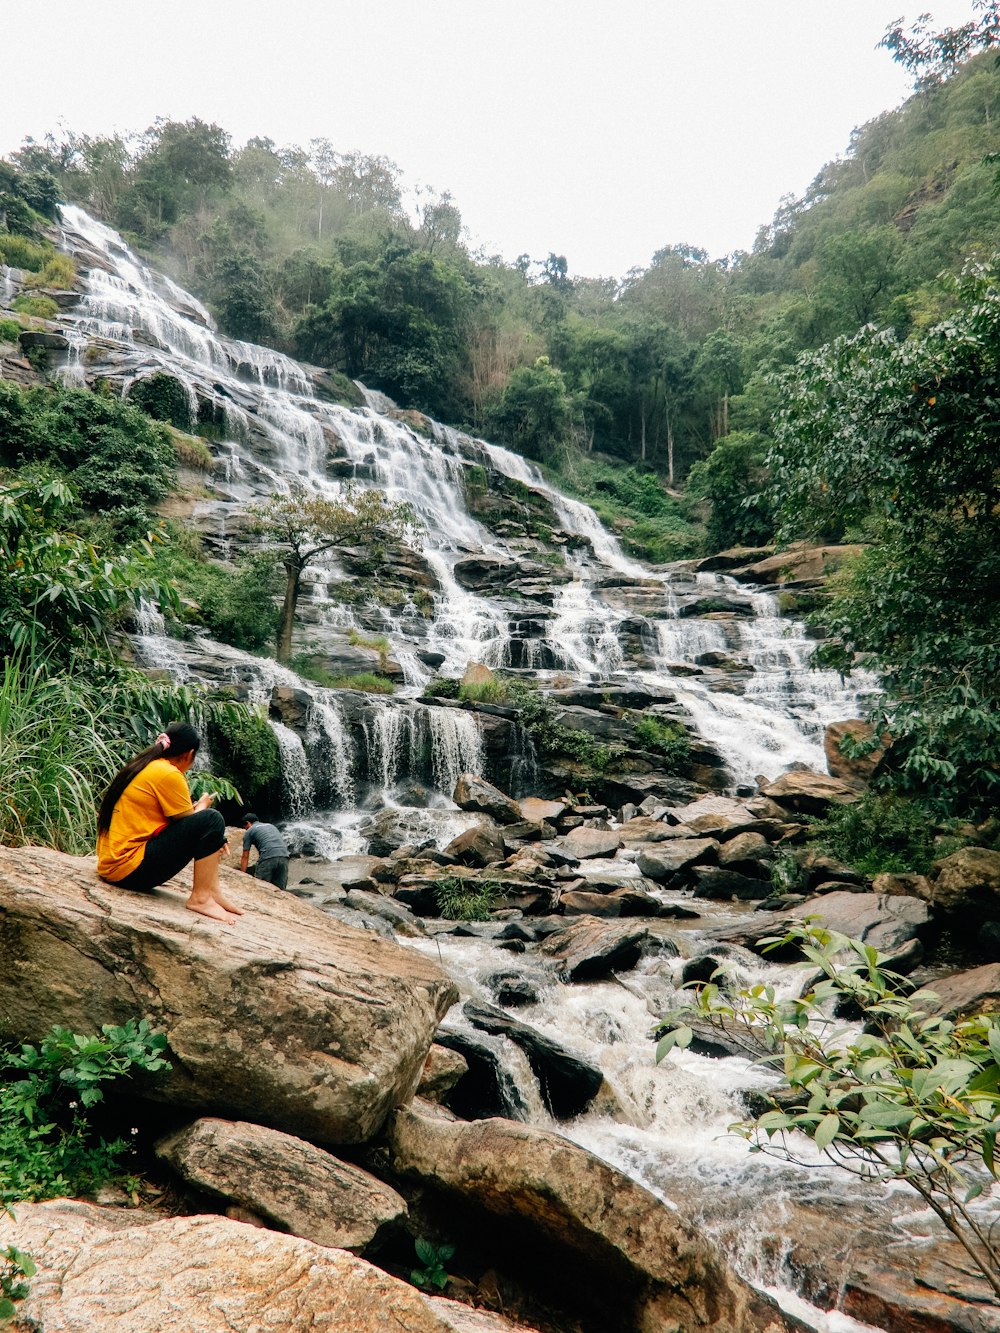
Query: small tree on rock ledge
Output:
[[248, 488, 416, 663]]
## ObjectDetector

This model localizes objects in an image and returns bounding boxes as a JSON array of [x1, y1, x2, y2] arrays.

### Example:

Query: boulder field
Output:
[[3, 766, 1000, 1332], [0, 843, 802, 1333]]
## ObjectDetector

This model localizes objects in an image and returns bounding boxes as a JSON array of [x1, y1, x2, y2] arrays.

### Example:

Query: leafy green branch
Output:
[[653, 923, 1000, 1296]]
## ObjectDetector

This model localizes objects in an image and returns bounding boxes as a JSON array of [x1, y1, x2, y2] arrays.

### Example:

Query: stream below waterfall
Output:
[[34, 205, 934, 1330]]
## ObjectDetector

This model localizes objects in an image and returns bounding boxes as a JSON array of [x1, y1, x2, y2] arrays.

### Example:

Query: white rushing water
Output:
[[48, 207, 894, 1328]]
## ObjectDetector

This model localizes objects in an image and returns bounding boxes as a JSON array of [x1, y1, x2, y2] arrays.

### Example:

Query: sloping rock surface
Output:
[[155, 1117, 406, 1251], [0, 846, 456, 1144], [0, 1200, 535, 1333], [387, 1108, 800, 1333]]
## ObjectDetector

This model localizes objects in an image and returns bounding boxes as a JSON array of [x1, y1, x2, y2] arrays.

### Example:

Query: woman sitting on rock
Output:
[[96, 721, 241, 924]]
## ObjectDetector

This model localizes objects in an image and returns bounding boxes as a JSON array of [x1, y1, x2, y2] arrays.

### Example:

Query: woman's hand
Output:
[[194, 792, 215, 812]]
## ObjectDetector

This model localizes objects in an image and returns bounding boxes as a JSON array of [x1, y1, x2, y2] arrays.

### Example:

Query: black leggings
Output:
[[114, 810, 226, 893]]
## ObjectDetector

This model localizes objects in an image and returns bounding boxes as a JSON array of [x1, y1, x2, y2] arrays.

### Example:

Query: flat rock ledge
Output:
[[0, 846, 457, 1144], [0, 1200, 541, 1333]]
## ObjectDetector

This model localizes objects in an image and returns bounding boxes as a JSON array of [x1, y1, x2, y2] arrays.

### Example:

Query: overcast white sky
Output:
[[0, 1, 983, 278]]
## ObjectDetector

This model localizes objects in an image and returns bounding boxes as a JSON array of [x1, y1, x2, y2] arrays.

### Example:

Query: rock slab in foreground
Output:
[[155, 1117, 407, 1251], [0, 846, 457, 1144], [0, 1201, 537, 1333], [387, 1108, 800, 1333]]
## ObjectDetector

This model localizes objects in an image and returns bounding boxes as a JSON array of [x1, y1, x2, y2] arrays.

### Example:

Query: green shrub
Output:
[[506, 680, 610, 771], [433, 874, 497, 921], [12, 293, 58, 319], [169, 428, 213, 470], [458, 678, 510, 705], [22, 252, 76, 290], [810, 791, 937, 877], [0, 1020, 171, 1208], [0, 234, 52, 271], [128, 373, 194, 431], [293, 658, 396, 693], [207, 708, 281, 810], [421, 677, 461, 700], [0, 318, 21, 344], [631, 715, 691, 772], [157, 543, 280, 653]]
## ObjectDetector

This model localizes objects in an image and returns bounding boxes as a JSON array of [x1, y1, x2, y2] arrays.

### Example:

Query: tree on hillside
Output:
[[881, 2, 1000, 90], [248, 489, 415, 662], [768, 259, 1000, 815]]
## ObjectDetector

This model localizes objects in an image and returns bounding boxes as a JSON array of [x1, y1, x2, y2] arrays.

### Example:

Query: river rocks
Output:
[[759, 770, 861, 816], [560, 825, 622, 859], [386, 1108, 799, 1333], [560, 885, 662, 917], [540, 917, 662, 980], [454, 773, 522, 825], [417, 1043, 470, 1103], [691, 867, 773, 901], [718, 831, 773, 872], [707, 890, 929, 972], [0, 846, 456, 1145], [518, 796, 566, 823], [0, 1200, 498, 1333], [929, 846, 1000, 915], [463, 1002, 605, 1119], [637, 837, 719, 881], [155, 1117, 407, 1251], [444, 824, 507, 867], [664, 794, 759, 837]]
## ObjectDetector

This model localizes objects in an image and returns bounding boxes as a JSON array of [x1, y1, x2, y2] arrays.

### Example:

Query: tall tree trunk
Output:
[[666, 409, 675, 488], [640, 412, 647, 463], [277, 560, 302, 664]]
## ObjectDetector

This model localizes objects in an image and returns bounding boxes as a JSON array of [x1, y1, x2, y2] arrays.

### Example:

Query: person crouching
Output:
[[96, 722, 242, 924]]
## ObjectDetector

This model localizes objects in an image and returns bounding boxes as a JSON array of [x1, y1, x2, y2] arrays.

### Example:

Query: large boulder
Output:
[[929, 847, 1000, 915], [730, 543, 866, 588], [824, 719, 886, 786], [911, 965, 1000, 1022], [759, 771, 861, 816], [540, 918, 663, 980], [155, 1117, 407, 1251], [453, 773, 522, 825], [0, 1200, 535, 1333], [463, 1001, 605, 1119], [444, 824, 506, 868], [560, 825, 622, 860], [386, 1108, 799, 1333], [637, 838, 719, 881], [0, 846, 456, 1145]]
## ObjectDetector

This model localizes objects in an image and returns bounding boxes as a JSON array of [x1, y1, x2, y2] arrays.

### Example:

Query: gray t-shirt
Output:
[[242, 822, 288, 861]]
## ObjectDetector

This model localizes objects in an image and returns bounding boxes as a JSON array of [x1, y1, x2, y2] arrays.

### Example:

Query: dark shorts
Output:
[[253, 856, 288, 890], [113, 809, 227, 894]]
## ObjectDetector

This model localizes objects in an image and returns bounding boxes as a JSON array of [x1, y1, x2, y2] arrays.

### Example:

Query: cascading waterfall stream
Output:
[[48, 206, 893, 1329]]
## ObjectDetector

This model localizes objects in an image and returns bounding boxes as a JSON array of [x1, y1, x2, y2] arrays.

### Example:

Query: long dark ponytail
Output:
[[97, 721, 201, 835]]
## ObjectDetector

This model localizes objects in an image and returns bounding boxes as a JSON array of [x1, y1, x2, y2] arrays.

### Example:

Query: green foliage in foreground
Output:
[[0, 1246, 36, 1323], [432, 875, 497, 922], [655, 924, 1000, 1296], [0, 1021, 170, 1209]]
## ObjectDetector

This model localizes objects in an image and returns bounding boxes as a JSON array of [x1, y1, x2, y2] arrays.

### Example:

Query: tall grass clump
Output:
[[0, 654, 118, 852]]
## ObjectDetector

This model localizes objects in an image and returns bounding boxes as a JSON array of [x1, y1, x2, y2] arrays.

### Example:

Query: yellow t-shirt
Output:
[[97, 758, 194, 882]]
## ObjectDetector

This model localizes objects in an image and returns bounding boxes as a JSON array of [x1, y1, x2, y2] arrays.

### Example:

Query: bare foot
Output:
[[186, 899, 237, 924], [214, 894, 244, 915]]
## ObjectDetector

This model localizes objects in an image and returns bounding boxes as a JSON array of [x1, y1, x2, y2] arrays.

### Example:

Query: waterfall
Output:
[[269, 721, 314, 818], [426, 707, 484, 795], [306, 696, 356, 807]]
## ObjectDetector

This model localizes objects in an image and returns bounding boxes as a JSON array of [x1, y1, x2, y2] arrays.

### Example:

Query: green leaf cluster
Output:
[[654, 923, 1000, 1295], [0, 1020, 170, 1210], [0, 1246, 36, 1323], [432, 875, 497, 922]]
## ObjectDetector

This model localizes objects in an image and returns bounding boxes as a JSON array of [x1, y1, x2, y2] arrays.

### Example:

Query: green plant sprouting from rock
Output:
[[0, 1246, 36, 1324]]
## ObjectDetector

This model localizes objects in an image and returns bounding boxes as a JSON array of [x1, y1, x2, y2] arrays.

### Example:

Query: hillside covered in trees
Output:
[[4, 31, 1000, 530]]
